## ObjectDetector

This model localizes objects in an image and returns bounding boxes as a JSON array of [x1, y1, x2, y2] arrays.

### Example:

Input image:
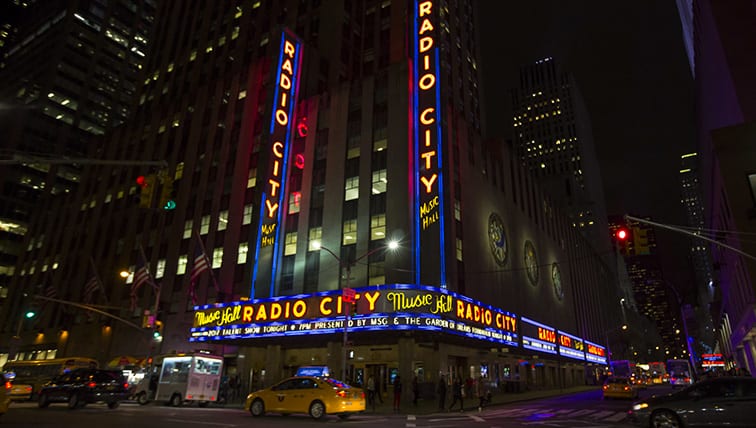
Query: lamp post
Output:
[[314, 240, 399, 382], [604, 324, 628, 362]]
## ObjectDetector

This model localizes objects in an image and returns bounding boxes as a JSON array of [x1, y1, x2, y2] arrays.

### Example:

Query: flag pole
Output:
[[138, 244, 161, 315], [195, 231, 220, 294], [89, 256, 109, 304]]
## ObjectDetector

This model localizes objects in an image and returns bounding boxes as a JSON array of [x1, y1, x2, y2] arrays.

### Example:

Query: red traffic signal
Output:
[[136, 175, 147, 188], [616, 229, 629, 240]]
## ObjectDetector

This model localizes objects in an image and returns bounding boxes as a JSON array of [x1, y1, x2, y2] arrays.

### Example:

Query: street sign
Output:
[[342, 287, 356, 303]]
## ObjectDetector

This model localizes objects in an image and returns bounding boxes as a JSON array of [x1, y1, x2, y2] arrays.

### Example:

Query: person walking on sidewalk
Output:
[[436, 375, 447, 411], [448, 377, 464, 412], [476, 376, 490, 412], [366, 376, 376, 410], [393, 375, 403, 413]]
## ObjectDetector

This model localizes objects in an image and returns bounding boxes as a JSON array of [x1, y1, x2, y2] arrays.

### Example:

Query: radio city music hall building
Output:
[[5, 1, 616, 393]]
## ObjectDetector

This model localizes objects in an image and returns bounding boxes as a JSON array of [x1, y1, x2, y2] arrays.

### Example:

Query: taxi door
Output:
[[292, 377, 319, 413], [268, 378, 299, 413]]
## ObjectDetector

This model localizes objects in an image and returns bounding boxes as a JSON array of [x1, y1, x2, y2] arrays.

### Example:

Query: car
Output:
[[245, 375, 365, 420], [602, 377, 639, 400], [37, 368, 130, 410], [1, 373, 12, 417], [629, 376, 756, 427]]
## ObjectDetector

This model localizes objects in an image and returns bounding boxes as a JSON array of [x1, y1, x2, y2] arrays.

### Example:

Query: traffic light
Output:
[[137, 174, 157, 208], [152, 320, 164, 340], [25, 310, 36, 319], [615, 228, 629, 241], [158, 175, 175, 210]]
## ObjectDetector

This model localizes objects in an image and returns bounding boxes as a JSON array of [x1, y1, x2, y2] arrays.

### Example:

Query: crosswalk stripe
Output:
[[589, 410, 615, 419], [603, 412, 628, 422], [562, 409, 595, 417]]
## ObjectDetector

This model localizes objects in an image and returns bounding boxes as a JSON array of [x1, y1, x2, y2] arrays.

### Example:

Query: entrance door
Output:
[[365, 364, 387, 401]]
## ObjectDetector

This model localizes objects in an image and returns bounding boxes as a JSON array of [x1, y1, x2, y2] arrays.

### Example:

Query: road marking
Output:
[[588, 410, 614, 419], [562, 409, 595, 417], [407, 415, 416, 420], [164, 418, 236, 427], [468, 415, 485, 422], [603, 412, 628, 422]]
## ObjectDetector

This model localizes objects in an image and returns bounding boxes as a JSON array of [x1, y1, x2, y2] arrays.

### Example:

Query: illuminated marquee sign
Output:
[[520, 317, 557, 355], [584, 340, 607, 365], [412, 0, 446, 286], [557, 330, 585, 361], [251, 29, 303, 298], [701, 353, 725, 368], [190, 284, 518, 347]]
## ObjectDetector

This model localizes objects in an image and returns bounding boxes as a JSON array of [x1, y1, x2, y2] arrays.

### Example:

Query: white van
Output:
[[133, 352, 223, 406]]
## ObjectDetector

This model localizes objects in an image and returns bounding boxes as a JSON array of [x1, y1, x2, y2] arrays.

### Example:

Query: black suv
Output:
[[38, 368, 130, 410]]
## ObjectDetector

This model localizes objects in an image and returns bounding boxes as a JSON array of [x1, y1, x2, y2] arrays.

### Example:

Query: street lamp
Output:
[[604, 324, 628, 361], [313, 239, 399, 382]]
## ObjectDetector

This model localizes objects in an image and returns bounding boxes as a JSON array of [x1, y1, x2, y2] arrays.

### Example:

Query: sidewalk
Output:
[[365, 385, 600, 416]]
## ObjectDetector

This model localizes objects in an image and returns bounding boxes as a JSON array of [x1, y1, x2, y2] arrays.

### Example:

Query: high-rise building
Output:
[[0, 0, 156, 303], [3, 1, 619, 389], [693, 0, 756, 373], [511, 58, 611, 259]]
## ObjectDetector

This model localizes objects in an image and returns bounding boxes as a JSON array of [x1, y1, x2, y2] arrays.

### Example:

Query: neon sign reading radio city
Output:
[[260, 32, 302, 248], [415, 0, 441, 231]]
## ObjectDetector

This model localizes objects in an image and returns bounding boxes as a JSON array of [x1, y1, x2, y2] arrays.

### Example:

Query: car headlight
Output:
[[632, 403, 648, 411]]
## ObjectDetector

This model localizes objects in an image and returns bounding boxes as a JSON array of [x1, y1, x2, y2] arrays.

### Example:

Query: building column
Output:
[[264, 344, 283, 385], [398, 337, 415, 405], [744, 338, 756, 375], [326, 341, 341, 378]]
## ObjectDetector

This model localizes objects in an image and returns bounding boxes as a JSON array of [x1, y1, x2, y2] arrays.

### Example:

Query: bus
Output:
[[666, 359, 693, 387], [2, 357, 98, 401]]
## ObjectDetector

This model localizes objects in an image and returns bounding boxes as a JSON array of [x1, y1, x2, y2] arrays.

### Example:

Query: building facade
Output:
[[3, 0, 620, 395]]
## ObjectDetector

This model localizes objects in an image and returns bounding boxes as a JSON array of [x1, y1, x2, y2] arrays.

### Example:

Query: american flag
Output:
[[82, 275, 101, 304], [44, 283, 58, 300], [188, 243, 211, 305], [130, 257, 155, 310]]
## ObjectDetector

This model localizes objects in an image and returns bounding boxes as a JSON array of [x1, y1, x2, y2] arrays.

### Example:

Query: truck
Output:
[[132, 352, 223, 406]]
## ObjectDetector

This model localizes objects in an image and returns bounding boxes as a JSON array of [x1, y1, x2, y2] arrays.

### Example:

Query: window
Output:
[[200, 215, 211, 234], [177, 254, 187, 275], [456, 238, 463, 261], [343, 219, 357, 245], [370, 214, 386, 240], [156, 259, 166, 278], [344, 176, 359, 200], [238, 242, 248, 264], [284, 232, 297, 255], [454, 199, 461, 221], [218, 210, 228, 231], [371, 169, 387, 194], [309, 227, 322, 251], [243, 204, 253, 225], [248, 168, 257, 188], [289, 191, 301, 214], [212, 247, 223, 269]]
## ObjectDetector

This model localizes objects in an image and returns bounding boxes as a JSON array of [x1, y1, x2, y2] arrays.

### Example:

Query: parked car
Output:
[[602, 377, 639, 400], [37, 368, 130, 410], [629, 376, 756, 427], [1, 373, 12, 417], [246, 375, 365, 420]]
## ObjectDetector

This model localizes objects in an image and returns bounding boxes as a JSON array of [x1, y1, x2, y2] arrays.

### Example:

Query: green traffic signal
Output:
[[25, 311, 36, 318], [163, 199, 176, 210]]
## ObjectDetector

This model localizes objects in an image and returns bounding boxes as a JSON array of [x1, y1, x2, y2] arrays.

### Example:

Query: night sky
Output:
[[476, 2, 697, 293]]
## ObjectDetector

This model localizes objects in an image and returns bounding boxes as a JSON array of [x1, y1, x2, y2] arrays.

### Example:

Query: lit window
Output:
[[284, 232, 297, 256], [212, 247, 223, 269], [177, 255, 187, 275], [343, 220, 357, 245], [456, 238, 463, 261], [344, 176, 359, 201], [156, 259, 165, 279], [238, 242, 248, 264], [454, 200, 461, 221], [309, 227, 323, 251], [370, 214, 386, 240], [218, 210, 228, 231], [183, 220, 193, 239], [200, 215, 211, 234], [243, 204, 253, 225], [371, 169, 387, 194], [247, 168, 257, 188], [289, 192, 301, 214], [238, 89, 247, 100]]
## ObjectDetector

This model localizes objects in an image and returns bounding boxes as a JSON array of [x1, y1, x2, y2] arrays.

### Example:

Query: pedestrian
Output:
[[367, 375, 376, 410], [476, 376, 489, 411], [412, 375, 419, 406], [448, 377, 464, 412], [436, 375, 447, 411], [393, 375, 402, 413]]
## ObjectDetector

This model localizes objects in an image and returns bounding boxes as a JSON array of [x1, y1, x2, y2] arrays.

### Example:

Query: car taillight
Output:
[[623, 386, 630, 391], [360, 391, 365, 399], [602, 385, 608, 390], [337, 390, 347, 398], [4, 381, 10, 390], [124, 383, 129, 389], [87, 381, 97, 388]]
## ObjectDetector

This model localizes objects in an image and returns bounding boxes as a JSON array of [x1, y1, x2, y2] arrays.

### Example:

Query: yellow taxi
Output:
[[602, 377, 639, 400], [246, 375, 365, 420], [1, 374, 12, 417]]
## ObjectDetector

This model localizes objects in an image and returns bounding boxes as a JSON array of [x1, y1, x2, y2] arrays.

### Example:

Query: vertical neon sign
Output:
[[251, 29, 303, 298], [413, 1, 446, 287]]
